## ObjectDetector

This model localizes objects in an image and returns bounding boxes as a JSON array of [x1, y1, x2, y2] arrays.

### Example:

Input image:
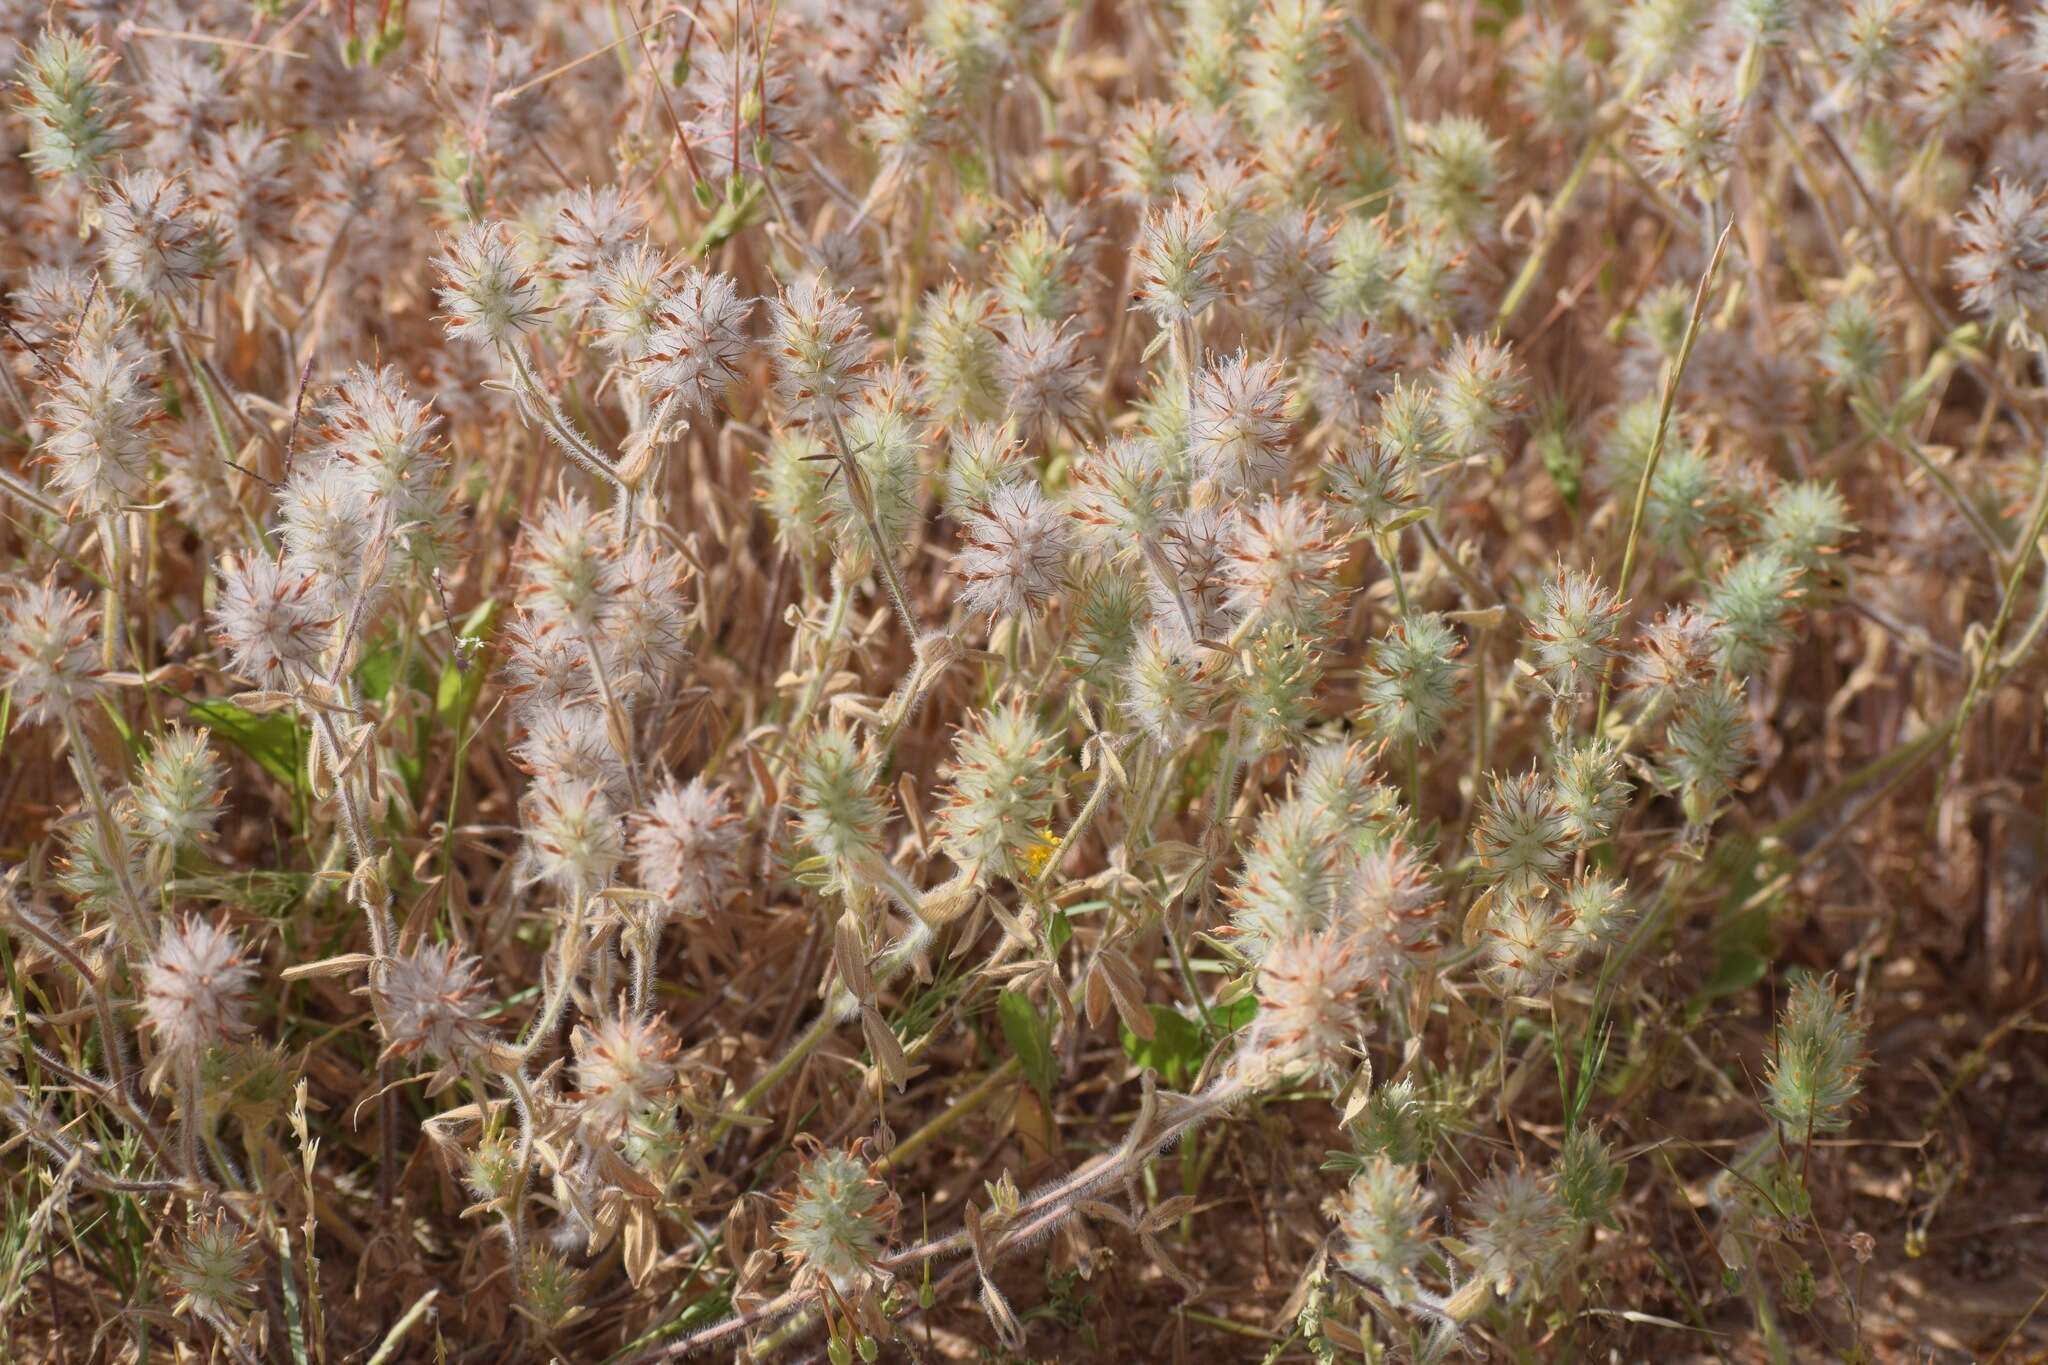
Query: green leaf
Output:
[[1699, 836, 1783, 1002], [1210, 993, 1258, 1038], [97, 695, 140, 757], [189, 699, 307, 793], [692, 180, 762, 258], [356, 643, 403, 703], [1045, 908, 1073, 957], [435, 600, 497, 730], [1703, 938, 1770, 1000], [167, 866, 314, 920], [1121, 1005, 1206, 1088], [997, 989, 1057, 1103]]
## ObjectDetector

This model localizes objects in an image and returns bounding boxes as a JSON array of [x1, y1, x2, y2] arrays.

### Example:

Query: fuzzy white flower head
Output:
[[1069, 437, 1176, 552], [0, 578, 103, 728], [1126, 633, 1221, 756], [36, 338, 158, 517], [862, 43, 960, 165], [1552, 739, 1632, 845], [955, 482, 1071, 622], [278, 464, 376, 613], [1105, 99, 1192, 203], [686, 40, 804, 178], [1227, 797, 1340, 958], [1135, 199, 1228, 327], [1637, 67, 1740, 195], [600, 539, 693, 694], [164, 1212, 258, 1320], [517, 495, 619, 631], [768, 276, 873, 424], [916, 283, 1005, 427], [637, 268, 755, 416], [194, 121, 293, 257], [498, 619, 601, 721], [1952, 179, 2048, 331], [997, 316, 1093, 437], [1472, 770, 1573, 894], [513, 705, 627, 799], [311, 365, 450, 558], [1562, 873, 1632, 955], [1483, 891, 1578, 994], [1338, 841, 1441, 990], [1462, 1169, 1573, 1301], [793, 723, 890, 899], [1243, 928, 1369, 1083], [143, 917, 253, 1061], [943, 422, 1029, 518], [592, 244, 676, 363], [1336, 1156, 1438, 1307], [1148, 503, 1238, 647], [373, 942, 493, 1067], [1527, 566, 1626, 700], [132, 727, 227, 851], [1188, 350, 1293, 495], [935, 697, 1061, 883], [1299, 740, 1381, 825], [1908, 2, 2010, 138], [1431, 334, 1525, 461], [776, 1141, 899, 1293], [211, 554, 331, 686], [1249, 207, 1336, 331], [572, 1007, 679, 1132], [632, 777, 743, 919], [1225, 494, 1343, 634], [549, 184, 645, 310], [519, 775, 625, 895], [99, 168, 218, 307], [1305, 318, 1399, 431], [16, 27, 126, 181], [434, 221, 548, 350], [1627, 602, 1720, 702]]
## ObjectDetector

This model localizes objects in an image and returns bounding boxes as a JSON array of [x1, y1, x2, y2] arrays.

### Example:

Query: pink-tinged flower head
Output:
[[211, 554, 331, 685], [1189, 350, 1293, 494], [434, 221, 547, 350], [1225, 494, 1342, 634], [572, 1007, 680, 1131], [1244, 928, 1369, 1081], [636, 268, 755, 415], [1952, 179, 2048, 327], [632, 777, 743, 919], [955, 482, 1071, 622], [0, 578, 103, 728], [373, 941, 493, 1066], [143, 917, 253, 1060], [519, 775, 625, 895]]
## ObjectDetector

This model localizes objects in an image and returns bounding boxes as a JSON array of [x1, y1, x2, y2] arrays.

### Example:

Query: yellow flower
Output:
[[1018, 830, 1061, 880]]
